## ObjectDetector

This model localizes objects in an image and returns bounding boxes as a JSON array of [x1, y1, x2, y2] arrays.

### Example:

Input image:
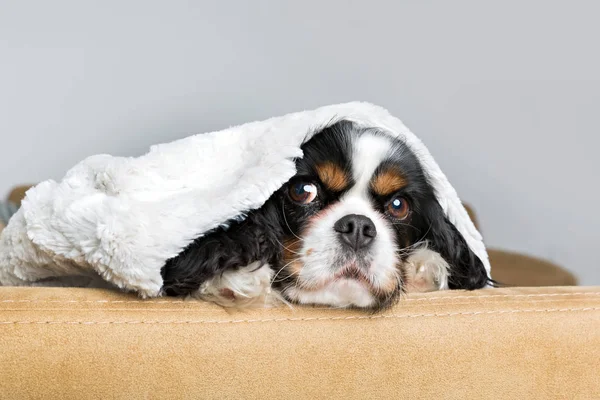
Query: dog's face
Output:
[[272, 121, 488, 310]]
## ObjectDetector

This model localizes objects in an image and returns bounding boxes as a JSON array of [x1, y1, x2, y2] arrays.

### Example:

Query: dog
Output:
[[161, 121, 490, 310]]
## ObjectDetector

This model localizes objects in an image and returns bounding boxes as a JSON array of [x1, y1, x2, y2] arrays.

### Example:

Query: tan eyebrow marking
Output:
[[315, 162, 349, 192], [371, 169, 407, 195]]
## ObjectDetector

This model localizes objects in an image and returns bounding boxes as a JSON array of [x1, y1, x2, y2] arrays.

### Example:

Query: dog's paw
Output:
[[194, 261, 280, 308], [403, 248, 449, 293]]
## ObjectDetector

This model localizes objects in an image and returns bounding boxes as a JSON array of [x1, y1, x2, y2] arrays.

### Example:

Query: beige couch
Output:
[[1, 187, 598, 399]]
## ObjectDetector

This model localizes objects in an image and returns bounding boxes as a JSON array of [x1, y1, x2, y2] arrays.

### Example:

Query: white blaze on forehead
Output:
[[349, 133, 392, 197]]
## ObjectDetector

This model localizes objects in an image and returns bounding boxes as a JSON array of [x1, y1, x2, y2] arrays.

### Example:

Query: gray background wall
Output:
[[1, 1, 599, 284]]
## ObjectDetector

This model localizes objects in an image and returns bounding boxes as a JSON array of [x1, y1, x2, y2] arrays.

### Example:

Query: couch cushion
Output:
[[6, 185, 33, 207], [489, 249, 578, 287], [1, 286, 598, 399]]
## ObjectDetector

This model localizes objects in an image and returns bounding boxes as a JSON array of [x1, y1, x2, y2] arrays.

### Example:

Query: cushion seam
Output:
[[2, 297, 599, 312], [0, 307, 599, 324], [1, 292, 599, 304]]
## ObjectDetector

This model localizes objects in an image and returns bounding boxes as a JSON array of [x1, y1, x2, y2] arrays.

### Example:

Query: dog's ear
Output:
[[161, 196, 284, 296], [423, 202, 489, 290]]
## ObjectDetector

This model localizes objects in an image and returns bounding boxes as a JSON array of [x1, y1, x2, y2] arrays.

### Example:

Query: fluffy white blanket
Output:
[[0, 102, 490, 296]]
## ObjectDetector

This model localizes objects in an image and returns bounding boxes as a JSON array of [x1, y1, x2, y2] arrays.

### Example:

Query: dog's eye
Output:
[[387, 196, 410, 220], [289, 182, 318, 204]]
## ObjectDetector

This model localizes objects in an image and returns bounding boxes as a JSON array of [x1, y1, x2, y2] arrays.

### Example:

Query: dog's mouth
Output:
[[282, 261, 401, 310], [278, 245, 403, 310], [333, 263, 371, 283]]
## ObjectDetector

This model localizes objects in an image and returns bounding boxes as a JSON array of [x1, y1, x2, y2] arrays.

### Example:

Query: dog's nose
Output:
[[333, 214, 377, 251]]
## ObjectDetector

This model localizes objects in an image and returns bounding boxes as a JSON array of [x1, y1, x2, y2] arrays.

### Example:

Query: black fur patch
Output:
[[161, 199, 283, 296]]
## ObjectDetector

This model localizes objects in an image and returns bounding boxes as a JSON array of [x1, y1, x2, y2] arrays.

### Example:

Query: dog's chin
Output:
[[283, 278, 378, 309], [281, 259, 402, 310]]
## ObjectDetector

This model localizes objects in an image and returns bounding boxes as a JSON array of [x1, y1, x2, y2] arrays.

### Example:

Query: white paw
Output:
[[194, 262, 280, 308], [403, 248, 449, 293]]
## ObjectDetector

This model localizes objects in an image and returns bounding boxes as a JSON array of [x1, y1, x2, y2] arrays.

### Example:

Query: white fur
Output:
[[0, 102, 490, 295], [404, 247, 450, 292], [193, 262, 280, 308], [349, 133, 392, 194]]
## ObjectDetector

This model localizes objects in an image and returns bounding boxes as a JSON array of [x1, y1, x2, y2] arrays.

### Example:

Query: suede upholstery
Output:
[[1, 286, 599, 399]]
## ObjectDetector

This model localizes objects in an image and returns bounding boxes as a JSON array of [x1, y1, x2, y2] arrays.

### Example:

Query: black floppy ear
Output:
[[423, 202, 489, 290], [161, 196, 284, 297]]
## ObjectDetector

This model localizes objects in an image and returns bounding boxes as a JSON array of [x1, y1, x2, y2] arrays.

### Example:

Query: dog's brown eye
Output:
[[387, 196, 410, 220], [289, 182, 318, 204]]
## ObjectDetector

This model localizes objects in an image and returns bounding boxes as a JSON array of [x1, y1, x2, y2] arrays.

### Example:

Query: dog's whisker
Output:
[[282, 203, 304, 242], [272, 237, 304, 255], [271, 258, 301, 284]]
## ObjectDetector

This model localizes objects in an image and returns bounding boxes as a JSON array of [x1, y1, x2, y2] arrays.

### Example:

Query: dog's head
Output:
[[271, 121, 489, 310]]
